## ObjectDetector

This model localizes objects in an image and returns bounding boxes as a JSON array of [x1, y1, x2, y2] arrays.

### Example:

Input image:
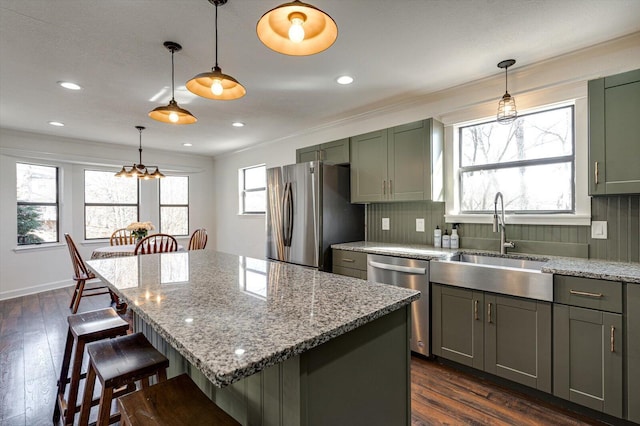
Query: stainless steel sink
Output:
[[430, 254, 553, 301]]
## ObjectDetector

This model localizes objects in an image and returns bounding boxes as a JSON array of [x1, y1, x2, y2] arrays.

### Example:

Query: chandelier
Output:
[[115, 126, 165, 179]]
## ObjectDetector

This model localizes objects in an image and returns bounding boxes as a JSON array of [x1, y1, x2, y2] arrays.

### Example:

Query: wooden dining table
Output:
[[91, 244, 185, 260]]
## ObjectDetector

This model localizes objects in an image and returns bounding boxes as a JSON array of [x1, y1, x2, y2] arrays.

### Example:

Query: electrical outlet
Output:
[[416, 218, 425, 232], [382, 217, 390, 231], [591, 221, 608, 239]]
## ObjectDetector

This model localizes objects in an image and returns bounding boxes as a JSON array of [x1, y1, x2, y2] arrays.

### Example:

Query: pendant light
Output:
[[496, 59, 517, 124], [257, 1, 338, 56], [149, 41, 197, 124], [186, 0, 246, 100], [115, 126, 165, 180]]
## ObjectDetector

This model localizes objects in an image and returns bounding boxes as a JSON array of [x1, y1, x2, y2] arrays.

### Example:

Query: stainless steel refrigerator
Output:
[[266, 161, 364, 271]]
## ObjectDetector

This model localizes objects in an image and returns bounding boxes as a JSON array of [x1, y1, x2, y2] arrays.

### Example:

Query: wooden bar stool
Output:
[[118, 373, 240, 426], [53, 307, 129, 426], [78, 332, 169, 426]]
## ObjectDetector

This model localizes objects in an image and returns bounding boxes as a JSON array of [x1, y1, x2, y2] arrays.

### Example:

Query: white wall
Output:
[[213, 33, 640, 259], [0, 128, 215, 300]]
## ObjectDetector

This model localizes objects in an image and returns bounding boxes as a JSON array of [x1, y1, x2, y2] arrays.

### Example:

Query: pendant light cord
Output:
[[505, 66, 508, 93], [170, 47, 176, 101], [138, 127, 143, 165], [214, 3, 219, 67]]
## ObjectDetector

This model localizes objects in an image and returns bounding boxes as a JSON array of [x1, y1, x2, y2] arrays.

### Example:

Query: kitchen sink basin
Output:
[[430, 254, 553, 301]]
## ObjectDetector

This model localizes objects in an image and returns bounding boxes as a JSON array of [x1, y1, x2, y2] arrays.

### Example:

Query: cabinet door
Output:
[[432, 284, 484, 370], [297, 145, 319, 163], [388, 120, 428, 201], [320, 138, 350, 164], [589, 69, 640, 195], [553, 304, 623, 418], [484, 294, 551, 392], [350, 130, 388, 203], [628, 284, 640, 423]]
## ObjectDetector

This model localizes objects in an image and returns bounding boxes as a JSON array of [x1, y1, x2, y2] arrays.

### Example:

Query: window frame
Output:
[[239, 164, 266, 215], [16, 162, 60, 245], [83, 169, 139, 240], [159, 175, 190, 237], [457, 104, 576, 215]]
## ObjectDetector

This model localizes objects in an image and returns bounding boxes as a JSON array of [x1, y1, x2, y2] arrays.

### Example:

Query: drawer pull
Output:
[[487, 303, 492, 324], [474, 300, 479, 321], [342, 258, 355, 263], [611, 325, 615, 353], [569, 289, 603, 298]]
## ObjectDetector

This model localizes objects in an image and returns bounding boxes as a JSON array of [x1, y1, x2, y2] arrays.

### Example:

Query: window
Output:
[[160, 176, 189, 236], [84, 170, 138, 239], [458, 105, 574, 214], [17, 163, 59, 245], [239, 165, 266, 214]]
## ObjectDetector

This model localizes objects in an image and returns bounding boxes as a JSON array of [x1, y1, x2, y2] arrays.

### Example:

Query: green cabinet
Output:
[[431, 284, 551, 392], [332, 249, 367, 280], [553, 275, 623, 418], [296, 138, 350, 164], [627, 284, 640, 423], [350, 118, 443, 203], [589, 68, 640, 195]]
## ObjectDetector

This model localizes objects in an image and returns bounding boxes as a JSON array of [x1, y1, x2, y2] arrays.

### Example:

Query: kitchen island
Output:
[[87, 250, 419, 426]]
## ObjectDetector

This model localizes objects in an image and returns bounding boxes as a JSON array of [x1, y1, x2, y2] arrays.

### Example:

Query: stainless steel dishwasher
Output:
[[367, 254, 430, 356]]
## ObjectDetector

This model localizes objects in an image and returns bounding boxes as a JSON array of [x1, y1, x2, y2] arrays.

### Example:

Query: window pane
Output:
[[85, 206, 138, 239], [161, 176, 188, 205], [460, 107, 573, 167], [244, 190, 266, 213], [161, 206, 189, 236], [17, 205, 57, 244], [244, 166, 265, 190], [461, 162, 572, 212], [85, 170, 137, 203], [17, 163, 56, 202]]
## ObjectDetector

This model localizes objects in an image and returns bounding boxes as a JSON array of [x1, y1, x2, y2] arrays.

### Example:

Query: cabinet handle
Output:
[[487, 303, 492, 324], [569, 289, 603, 298], [342, 258, 355, 263], [389, 179, 392, 195], [594, 161, 599, 185], [611, 325, 615, 352], [383, 180, 386, 195], [474, 300, 479, 321]]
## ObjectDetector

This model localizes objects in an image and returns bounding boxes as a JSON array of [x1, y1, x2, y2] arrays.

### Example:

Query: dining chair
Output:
[[64, 233, 118, 314], [110, 228, 135, 246], [134, 234, 179, 255], [188, 228, 208, 250]]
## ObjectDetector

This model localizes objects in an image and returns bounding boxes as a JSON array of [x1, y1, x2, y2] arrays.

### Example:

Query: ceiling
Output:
[[1, 0, 639, 157]]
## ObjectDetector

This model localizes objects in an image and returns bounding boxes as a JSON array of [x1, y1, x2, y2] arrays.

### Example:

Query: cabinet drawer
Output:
[[332, 249, 367, 271], [554, 275, 622, 313], [333, 265, 367, 280]]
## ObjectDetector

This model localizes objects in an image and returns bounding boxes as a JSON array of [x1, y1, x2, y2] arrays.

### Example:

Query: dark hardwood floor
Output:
[[0, 287, 611, 426]]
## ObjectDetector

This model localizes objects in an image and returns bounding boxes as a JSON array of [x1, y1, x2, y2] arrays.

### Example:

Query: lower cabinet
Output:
[[628, 284, 640, 423], [432, 284, 551, 392], [332, 249, 367, 279]]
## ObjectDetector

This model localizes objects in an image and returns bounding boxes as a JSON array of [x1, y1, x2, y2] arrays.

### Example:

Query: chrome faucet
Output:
[[493, 192, 515, 255]]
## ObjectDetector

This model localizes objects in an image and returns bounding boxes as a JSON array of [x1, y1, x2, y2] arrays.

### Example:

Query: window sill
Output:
[[238, 212, 265, 217], [13, 242, 66, 252], [445, 213, 591, 226]]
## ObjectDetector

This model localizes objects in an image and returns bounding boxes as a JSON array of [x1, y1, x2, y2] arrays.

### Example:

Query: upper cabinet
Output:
[[589, 68, 640, 195], [350, 118, 444, 203], [296, 138, 350, 164]]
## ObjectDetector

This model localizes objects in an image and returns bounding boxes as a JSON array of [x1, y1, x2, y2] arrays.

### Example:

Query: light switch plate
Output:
[[416, 218, 425, 232], [382, 217, 390, 231], [591, 221, 608, 239]]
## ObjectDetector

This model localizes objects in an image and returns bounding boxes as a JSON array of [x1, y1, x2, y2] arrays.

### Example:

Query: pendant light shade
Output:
[[115, 126, 165, 179], [186, 0, 246, 100], [257, 1, 337, 56], [149, 42, 197, 124], [496, 59, 517, 124]]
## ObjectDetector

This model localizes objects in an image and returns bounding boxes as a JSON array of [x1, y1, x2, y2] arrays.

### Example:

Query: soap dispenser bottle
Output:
[[451, 225, 459, 249], [442, 228, 450, 249], [434, 225, 442, 248]]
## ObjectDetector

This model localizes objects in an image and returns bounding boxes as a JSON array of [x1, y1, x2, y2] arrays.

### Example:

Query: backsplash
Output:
[[366, 196, 640, 263]]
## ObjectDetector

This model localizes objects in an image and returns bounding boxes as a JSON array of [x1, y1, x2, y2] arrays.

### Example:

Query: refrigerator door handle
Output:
[[282, 182, 294, 247]]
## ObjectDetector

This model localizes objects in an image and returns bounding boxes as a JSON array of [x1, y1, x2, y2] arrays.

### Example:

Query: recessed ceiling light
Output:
[[336, 75, 354, 85], [232, 122, 245, 127], [48, 121, 64, 127], [58, 81, 82, 90], [183, 143, 193, 147], [185, 317, 194, 323]]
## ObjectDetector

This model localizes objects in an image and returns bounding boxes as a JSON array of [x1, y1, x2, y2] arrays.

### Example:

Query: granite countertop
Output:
[[86, 250, 419, 388], [332, 241, 640, 284]]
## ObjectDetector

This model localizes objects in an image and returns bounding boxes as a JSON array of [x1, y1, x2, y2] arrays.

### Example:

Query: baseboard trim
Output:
[[0, 279, 74, 301]]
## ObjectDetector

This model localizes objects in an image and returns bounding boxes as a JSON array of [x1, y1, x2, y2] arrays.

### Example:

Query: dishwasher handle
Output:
[[368, 260, 427, 275]]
